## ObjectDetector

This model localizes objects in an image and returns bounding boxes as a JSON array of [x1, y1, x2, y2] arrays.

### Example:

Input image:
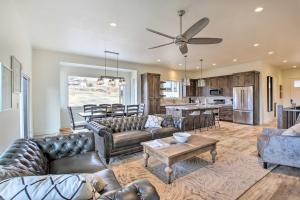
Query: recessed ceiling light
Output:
[[178, 63, 182, 66], [157, 59, 161, 62], [110, 22, 117, 27], [268, 51, 274, 55], [255, 7, 264, 13], [253, 43, 260, 47], [282, 60, 288, 63], [292, 65, 297, 68], [212, 63, 216, 66], [233, 59, 237, 62]]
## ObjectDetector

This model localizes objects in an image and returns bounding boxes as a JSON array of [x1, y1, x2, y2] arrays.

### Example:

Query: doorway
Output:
[[21, 75, 30, 138]]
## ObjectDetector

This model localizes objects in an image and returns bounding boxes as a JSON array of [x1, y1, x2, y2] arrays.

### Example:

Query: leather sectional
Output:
[[88, 115, 186, 164], [0, 132, 159, 200]]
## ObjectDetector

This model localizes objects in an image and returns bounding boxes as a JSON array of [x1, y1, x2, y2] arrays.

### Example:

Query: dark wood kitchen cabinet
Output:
[[210, 78, 219, 88], [232, 71, 257, 87], [141, 73, 161, 115], [182, 79, 197, 97], [219, 106, 233, 122]]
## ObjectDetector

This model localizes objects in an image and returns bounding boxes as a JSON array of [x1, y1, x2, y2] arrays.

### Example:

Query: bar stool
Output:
[[203, 109, 215, 130], [189, 111, 201, 133], [213, 108, 220, 128]]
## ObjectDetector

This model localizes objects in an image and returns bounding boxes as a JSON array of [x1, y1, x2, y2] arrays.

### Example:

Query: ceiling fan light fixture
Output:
[[182, 55, 190, 86]]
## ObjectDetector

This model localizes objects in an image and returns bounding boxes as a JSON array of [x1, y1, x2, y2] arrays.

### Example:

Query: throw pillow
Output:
[[0, 174, 100, 200], [145, 115, 164, 128], [282, 123, 300, 136], [81, 172, 107, 193]]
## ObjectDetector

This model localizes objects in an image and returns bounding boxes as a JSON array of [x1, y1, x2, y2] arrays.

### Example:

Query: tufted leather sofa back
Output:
[[33, 132, 95, 161], [0, 139, 48, 175], [94, 116, 148, 133]]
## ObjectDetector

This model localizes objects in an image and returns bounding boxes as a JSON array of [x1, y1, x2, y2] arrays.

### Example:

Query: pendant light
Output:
[[182, 55, 190, 86], [98, 50, 126, 86], [197, 58, 206, 87]]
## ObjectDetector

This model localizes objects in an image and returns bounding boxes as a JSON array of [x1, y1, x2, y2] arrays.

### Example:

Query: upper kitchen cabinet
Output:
[[232, 71, 258, 87], [210, 78, 219, 88], [182, 79, 197, 97], [218, 76, 232, 96]]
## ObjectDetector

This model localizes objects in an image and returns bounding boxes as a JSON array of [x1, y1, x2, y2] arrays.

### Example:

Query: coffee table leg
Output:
[[210, 146, 217, 163], [165, 165, 173, 184], [143, 152, 149, 167]]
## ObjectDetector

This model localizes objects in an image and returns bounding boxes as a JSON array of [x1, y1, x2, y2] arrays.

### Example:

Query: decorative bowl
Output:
[[173, 132, 191, 143]]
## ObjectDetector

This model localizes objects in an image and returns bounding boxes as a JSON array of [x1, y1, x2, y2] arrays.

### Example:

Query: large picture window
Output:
[[68, 76, 123, 106], [162, 80, 180, 98]]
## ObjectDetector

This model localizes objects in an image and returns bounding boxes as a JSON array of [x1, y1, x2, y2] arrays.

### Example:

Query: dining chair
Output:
[[138, 104, 145, 116], [83, 104, 96, 112], [67, 106, 87, 130], [112, 104, 126, 117], [91, 105, 108, 120], [127, 105, 139, 116]]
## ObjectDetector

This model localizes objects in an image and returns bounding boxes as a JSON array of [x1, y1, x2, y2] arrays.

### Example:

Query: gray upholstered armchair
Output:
[[257, 125, 300, 169]]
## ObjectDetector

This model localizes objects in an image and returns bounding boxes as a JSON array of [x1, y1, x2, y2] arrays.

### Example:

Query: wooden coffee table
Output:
[[141, 135, 218, 184]]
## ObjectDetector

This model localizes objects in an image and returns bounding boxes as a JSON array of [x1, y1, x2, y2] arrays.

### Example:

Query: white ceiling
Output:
[[15, 0, 300, 70]]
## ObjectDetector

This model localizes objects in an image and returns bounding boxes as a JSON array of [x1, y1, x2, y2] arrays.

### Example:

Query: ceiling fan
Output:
[[146, 10, 222, 55]]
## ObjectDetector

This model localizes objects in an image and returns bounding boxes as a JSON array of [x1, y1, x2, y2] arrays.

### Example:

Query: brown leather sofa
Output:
[[0, 132, 159, 200], [88, 115, 186, 164]]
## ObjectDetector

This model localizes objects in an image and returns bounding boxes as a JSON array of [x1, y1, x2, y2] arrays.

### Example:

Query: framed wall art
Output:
[[11, 56, 22, 93], [0, 63, 12, 111]]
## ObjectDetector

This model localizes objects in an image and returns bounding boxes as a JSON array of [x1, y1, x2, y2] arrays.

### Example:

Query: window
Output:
[[68, 76, 123, 106], [294, 80, 300, 88], [162, 80, 180, 98]]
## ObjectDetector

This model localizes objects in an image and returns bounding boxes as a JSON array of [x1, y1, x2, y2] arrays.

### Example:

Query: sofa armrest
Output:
[[98, 179, 160, 200], [87, 121, 114, 163], [173, 117, 187, 131], [261, 128, 286, 136]]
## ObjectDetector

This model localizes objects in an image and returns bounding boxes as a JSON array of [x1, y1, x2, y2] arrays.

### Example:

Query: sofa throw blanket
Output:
[[0, 174, 100, 200]]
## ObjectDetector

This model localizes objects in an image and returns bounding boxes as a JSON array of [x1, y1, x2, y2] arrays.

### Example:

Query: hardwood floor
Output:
[[202, 122, 300, 200], [110, 121, 300, 200]]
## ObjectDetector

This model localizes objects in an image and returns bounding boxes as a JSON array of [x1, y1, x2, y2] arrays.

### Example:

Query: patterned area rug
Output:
[[111, 150, 275, 200], [110, 122, 276, 200]]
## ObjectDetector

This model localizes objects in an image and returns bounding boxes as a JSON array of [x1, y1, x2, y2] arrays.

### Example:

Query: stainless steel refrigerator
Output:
[[233, 86, 254, 125]]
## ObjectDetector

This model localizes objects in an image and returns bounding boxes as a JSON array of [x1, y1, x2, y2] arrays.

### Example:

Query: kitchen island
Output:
[[165, 104, 227, 131]]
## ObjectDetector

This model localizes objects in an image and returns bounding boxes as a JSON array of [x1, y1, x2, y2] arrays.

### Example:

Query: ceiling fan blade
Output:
[[179, 44, 188, 55], [146, 28, 175, 40], [148, 42, 174, 49], [183, 17, 209, 40], [188, 37, 223, 44]]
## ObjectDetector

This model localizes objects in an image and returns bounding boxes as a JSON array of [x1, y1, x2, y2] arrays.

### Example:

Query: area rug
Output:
[[111, 150, 275, 200]]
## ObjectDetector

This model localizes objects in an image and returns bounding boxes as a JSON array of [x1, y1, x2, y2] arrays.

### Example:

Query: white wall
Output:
[[32, 49, 184, 136], [0, 0, 32, 153], [187, 61, 283, 124]]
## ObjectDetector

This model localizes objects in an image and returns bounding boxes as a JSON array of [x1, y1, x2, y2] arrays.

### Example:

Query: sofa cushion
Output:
[[0, 174, 100, 200], [282, 123, 300, 136], [96, 116, 148, 133], [113, 131, 152, 149], [146, 127, 178, 139], [34, 132, 95, 161], [93, 169, 121, 195], [49, 152, 106, 174]]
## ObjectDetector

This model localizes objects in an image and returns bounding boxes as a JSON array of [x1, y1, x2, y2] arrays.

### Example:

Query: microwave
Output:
[[209, 88, 223, 96]]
